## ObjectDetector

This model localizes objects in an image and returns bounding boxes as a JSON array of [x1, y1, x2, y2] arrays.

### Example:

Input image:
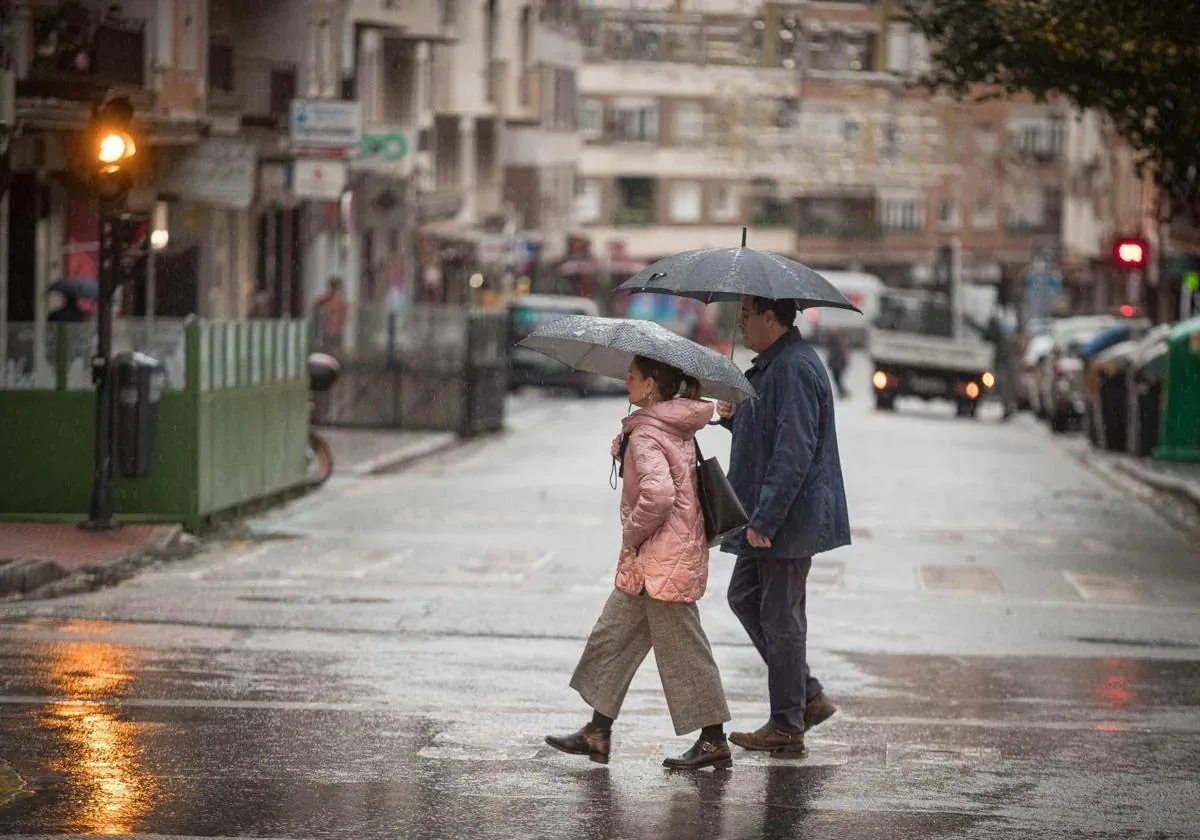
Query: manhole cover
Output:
[[919, 564, 1003, 595]]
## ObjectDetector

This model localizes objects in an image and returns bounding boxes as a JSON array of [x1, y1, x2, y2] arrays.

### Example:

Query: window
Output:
[[632, 24, 664, 60], [269, 68, 297, 119], [575, 180, 602, 224], [879, 195, 925, 234], [670, 181, 702, 223], [614, 177, 657, 226], [580, 98, 603, 140], [1006, 187, 1062, 235], [972, 196, 998, 230], [674, 102, 704, 144], [750, 178, 790, 227], [797, 195, 878, 238], [938, 199, 960, 230], [886, 22, 931, 76], [808, 29, 878, 72], [710, 183, 740, 222], [879, 121, 899, 159], [208, 40, 234, 92], [974, 124, 998, 158], [843, 119, 862, 145], [1011, 115, 1066, 160], [614, 102, 659, 143]]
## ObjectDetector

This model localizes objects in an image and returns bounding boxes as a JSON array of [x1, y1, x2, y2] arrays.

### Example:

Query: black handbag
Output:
[[694, 439, 748, 547]]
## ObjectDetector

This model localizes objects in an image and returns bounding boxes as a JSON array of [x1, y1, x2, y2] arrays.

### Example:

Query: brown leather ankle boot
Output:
[[545, 724, 611, 765]]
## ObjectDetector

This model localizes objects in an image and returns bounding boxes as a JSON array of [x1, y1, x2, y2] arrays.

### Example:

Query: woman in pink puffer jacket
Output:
[[545, 355, 732, 771]]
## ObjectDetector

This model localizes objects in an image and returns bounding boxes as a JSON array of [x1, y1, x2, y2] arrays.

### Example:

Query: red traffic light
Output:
[[1113, 237, 1148, 270]]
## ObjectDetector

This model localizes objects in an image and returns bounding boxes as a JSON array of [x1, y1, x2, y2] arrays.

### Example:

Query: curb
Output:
[[1059, 437, 1200, 537], [353, 433, 462, 476], [1111, 459, 1200, 509], [0, 525, 189, 600]]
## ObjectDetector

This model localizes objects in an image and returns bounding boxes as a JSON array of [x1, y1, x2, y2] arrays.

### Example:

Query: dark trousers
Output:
[[727, 555, 823, 733], [830, 368, 848, 399]]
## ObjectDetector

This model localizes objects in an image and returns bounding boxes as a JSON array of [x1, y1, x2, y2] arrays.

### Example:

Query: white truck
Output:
[[868, 284, 997, 418]]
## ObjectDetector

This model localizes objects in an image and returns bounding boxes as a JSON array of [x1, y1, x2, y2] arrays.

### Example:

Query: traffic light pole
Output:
[[83, 211, 121, 531]]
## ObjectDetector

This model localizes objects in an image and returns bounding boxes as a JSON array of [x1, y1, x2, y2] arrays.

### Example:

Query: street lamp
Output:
[[82, 96, 140, 532]]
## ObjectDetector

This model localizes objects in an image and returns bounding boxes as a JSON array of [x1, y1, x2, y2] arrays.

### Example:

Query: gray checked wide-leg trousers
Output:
[[570, 588, 731, 736]]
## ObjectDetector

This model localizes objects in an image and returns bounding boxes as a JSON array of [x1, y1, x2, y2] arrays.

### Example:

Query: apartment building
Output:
[[575, 0, 1134, 304]]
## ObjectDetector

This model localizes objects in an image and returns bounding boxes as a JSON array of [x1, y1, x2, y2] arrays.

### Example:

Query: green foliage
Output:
[[904, 0, 1200, 220]]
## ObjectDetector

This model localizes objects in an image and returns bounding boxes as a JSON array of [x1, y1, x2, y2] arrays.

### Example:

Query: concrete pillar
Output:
[[460, 115, 477, 224], [416, 42, 433, 131]]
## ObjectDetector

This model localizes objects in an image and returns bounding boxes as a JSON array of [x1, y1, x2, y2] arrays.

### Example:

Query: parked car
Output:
[[1126, 328, 1173, 456], [1033, 316, 1121, 432], [1018, 332, 1055, 413], [507, 295, 615, 397]]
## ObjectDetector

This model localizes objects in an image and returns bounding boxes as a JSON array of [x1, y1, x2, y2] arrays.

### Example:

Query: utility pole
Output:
[[0, 4, 14, 387]]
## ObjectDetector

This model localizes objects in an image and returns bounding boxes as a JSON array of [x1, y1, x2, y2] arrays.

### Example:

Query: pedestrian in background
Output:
[[826, 329, 850, 400], [312, 277, 349, 354], [546, 355, 733, 770], [715, 296, 851, 756]]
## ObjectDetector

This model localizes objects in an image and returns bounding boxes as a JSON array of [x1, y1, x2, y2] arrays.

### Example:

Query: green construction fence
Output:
[[0, 318, 309, 531]]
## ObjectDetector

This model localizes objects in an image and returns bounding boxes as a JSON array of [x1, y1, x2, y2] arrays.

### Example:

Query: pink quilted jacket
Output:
[[615, 398, 714, 603]]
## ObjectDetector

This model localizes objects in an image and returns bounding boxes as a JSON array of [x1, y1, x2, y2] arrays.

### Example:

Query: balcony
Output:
[[19, 3, 147, 101], [348, 0, 457, 42]]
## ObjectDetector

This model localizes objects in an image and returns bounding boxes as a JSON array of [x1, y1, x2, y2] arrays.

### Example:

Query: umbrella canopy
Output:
[[618, 234, 860, 312], [517, 315, 757, 404], [48, 277, 99, 301]]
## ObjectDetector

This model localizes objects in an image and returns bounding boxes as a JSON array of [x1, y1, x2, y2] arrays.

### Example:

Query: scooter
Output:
[[307, 352, 341, 487]]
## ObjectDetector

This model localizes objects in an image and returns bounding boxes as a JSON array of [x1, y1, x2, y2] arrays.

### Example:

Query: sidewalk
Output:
[[317, 426, 461, 476], [0, 522, 181, 598]]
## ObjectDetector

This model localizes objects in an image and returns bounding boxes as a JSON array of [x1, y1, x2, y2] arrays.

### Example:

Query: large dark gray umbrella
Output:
[[517, 315, 757, 404], [618, 228, 860, 312]]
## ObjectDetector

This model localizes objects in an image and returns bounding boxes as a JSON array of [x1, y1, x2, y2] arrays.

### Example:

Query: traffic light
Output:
[[88, 97, 139, 203], [1113, 237, 1149, 271]]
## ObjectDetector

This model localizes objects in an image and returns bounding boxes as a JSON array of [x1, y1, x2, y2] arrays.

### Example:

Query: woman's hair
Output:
[[633, 355, 702, 401]]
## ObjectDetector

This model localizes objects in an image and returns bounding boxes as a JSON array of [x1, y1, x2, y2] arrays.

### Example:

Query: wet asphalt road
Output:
[[1, 354, 1199, 839]]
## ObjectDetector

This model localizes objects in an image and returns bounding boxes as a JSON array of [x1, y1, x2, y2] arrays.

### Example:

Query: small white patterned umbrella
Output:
[[517, 315, 757, 404]]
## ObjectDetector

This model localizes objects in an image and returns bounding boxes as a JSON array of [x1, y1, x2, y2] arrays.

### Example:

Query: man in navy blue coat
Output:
[[717, 295, 851, 755]]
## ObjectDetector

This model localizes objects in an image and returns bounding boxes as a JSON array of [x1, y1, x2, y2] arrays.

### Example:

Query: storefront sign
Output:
[[360, 130, 411, 163], [161, 138, 257, 210], [290, 159, 349, 201], [290, 100, 363, 150]]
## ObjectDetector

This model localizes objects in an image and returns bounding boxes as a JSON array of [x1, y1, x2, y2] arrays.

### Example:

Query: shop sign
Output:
[[161, 138, 257, 210], [290, 99, 363, 150], [354, 129, 413, 177], [290, 159, 348, 201]]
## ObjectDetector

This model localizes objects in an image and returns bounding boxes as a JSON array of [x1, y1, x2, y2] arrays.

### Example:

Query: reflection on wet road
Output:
[[1, 385, 1199, 838]]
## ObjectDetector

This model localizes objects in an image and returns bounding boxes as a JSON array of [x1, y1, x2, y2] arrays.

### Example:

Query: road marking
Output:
[[809, 561, 844, 588], [918, 564, 1003, 595], [1063, 571, 1144, 604], [886, 743, 1003, 767], [186, 544, 272, 580], [350, 548, 415, 579], [462, 549, 554, 581]]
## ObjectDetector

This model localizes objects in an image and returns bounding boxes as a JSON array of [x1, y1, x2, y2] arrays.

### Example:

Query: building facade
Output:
[[574, 0, 1146, 312]]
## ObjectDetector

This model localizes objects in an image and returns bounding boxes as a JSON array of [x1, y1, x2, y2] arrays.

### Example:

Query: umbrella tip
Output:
[[741, 227, 747, 247]]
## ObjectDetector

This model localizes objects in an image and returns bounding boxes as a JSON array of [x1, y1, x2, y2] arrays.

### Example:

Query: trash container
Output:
[[114, 351, 165, 478], [1155, 316, 1200, 461]]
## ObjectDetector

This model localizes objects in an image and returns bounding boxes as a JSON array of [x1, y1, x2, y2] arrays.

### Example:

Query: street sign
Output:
[[289, 159, 348, 201], [361, 131, 410, 162], [290, 100, 363, 150], [1025, 271, 1063, 320]]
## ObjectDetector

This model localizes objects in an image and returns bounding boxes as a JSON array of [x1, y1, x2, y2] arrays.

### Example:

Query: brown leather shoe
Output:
[[545, 724, 611, 765], [662, 734, 733, 771], [804, 693, 837, 731], [729, 723, 807, 757]]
